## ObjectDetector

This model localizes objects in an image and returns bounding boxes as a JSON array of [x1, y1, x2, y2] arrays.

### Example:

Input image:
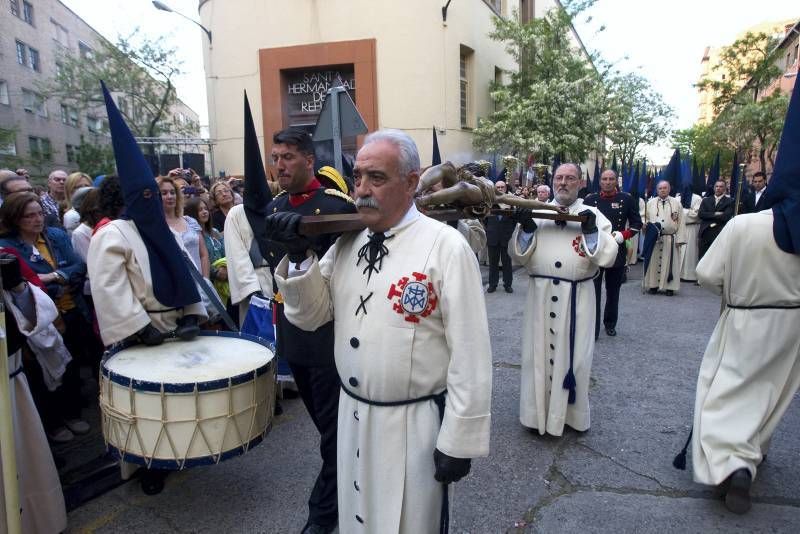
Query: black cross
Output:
[[355, 292, 373, 317]]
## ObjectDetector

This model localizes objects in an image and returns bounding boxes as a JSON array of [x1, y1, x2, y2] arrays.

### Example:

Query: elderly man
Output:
[[485, 180, 516, 293], [536, 184, 551, 202], [644, 180, 685, 295], [266, 129, 492, 534], [583, 169, 642, 337], [41, 169, 67, 228], [698, 180, 734, 259], [509, 163, 617, 436]]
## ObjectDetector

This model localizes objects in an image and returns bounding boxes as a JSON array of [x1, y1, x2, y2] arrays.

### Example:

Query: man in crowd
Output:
[[536, 184, 551, 202], [698, 179, 734, 259], [0, 169, 33, 204], [262, 127, 357, 534], [266, 129, 491, 533], [743, 171, 768, 213], [485, 180, 516, 293], [690, 79, 800, 515], [509, 163, 617, 436], [643, 180, 685, 296], [583, 169, 642, 337], [41, 170, 67, 228]]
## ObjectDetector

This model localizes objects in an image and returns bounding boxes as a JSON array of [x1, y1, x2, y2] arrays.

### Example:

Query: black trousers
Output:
[[593, 265, 625, 336], [288, 361, 340, 527], [699, 226, 722, 260], [488, 244, 513, 289]]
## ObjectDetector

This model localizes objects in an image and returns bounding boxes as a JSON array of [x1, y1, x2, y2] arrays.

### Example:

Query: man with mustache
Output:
[[509, 163, 618, 436], [265, 129, 492, 534], [262, 127, 357, 534]]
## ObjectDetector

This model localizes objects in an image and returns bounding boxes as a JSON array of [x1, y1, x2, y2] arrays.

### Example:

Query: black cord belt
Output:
[[145, 307, 180, 313], [9, 366, 23, 379], [727, 303, 800, 309]]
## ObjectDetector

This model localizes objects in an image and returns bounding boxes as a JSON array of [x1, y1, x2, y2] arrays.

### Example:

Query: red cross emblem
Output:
[[387, 272, 438, 323], [572, 235, 586, 257]]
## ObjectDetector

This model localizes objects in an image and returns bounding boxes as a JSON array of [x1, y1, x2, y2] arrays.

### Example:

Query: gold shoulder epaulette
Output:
[[324, 188, 355, 204]]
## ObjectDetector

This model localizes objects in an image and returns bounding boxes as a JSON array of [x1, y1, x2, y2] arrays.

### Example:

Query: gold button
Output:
[[315, 208, 321, 215], [273, 207, 277, 213]]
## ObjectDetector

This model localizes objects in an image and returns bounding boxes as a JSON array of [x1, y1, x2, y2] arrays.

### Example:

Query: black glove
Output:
[[433, 448, 472, 484], [135, 323, 164, 346], [175, 314, 201, 341], [265, 212, 309, 263], [512, 208, 537, 234], [0, 253, 24, 290], [578, 209, 597, 234]]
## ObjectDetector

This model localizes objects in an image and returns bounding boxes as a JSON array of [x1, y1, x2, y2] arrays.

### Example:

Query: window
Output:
[[22, 89, 47, 117], [60, 104, 78, 127], [16, 41, 26, 66], [118, 96, 129, 116], [78, 41, 93, 60], [519, 0, 533, 23], [66, 144, 78, 163], [10, 0, 19, 17], [494, 67, 503, 111], [51, 19, 69, 47], [22, 0, 33, 25], [459, 46, 474, 128], [0, 81, 9, 106], [86, 115, 103, 133], [55, 62, 63, 78], [69, 108, 78, 127], [28, 136, 52, 161], [0, 138, 17, 156], [28, 47, 40, 71], [15, 40, 40, 71]]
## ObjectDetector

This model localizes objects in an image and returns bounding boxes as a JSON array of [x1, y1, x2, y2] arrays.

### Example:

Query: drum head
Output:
[[104, 335, 273, 387]]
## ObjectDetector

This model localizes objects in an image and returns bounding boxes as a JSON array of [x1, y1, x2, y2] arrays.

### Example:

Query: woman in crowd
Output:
[[0, 192, 92, 442], [156, 175, 209, 277], [62, 172, 93, 235], [209, 180, 236, 232]]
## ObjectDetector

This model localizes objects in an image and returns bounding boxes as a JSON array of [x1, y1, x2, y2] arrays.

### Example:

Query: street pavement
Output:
[[66, 263, 800, 533]]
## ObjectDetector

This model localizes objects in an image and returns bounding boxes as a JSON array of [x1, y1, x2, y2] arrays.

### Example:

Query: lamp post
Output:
[[152, 1, 212, 44]]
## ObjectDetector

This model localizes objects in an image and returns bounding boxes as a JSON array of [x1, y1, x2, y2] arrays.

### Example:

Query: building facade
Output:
[[199, 0, 574, 175], [0, 0, 199, 177]]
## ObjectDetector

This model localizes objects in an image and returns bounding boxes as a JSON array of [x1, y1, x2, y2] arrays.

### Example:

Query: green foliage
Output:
[[37, 30, 198, 139], [0, 126, 23, 169], [473, 2, 607, 161], [75, 138, 116, 177], [672, 124, 733, 171], [605, 72, 674, 165]]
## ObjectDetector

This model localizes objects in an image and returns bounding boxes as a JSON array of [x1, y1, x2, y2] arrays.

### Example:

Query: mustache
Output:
[[355, 196, 380, 210]]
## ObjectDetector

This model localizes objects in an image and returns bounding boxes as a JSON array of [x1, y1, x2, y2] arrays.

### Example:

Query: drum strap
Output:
[[340, 382, 450, 534]]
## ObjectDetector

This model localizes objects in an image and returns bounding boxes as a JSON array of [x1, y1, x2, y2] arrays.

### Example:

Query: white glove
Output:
[[613, 231, 625, 244]]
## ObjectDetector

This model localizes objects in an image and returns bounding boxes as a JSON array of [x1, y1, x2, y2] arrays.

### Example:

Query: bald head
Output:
[[656, 180, 670, 199], [495, 180, 507, 194]]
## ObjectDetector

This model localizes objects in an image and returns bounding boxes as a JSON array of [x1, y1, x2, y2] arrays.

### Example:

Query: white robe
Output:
[[677, 193, 702, 281], [691, 211, 800, 485], [643, 196, 685, 292], [88, 219, 207, 345], [0, 284, 67, 534], [223, 204, 274, 319], [508, 199, 618, 436], [275, 209, 492, 534]]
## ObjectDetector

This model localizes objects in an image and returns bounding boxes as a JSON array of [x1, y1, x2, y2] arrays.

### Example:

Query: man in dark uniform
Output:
[[485, 180, 517, 293], [583, 169, 642, 338], [698, 179, 734, 259], [742, 171, 768, 213], [264, 128, 357, 534]]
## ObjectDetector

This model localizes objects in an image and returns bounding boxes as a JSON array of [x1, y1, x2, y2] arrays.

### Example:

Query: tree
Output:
[[473, 1, 607, 162], [75, 137, 116, 177], [605, 72, 674, 165], [38, 30, 198, 144], [672, 124, 733, 171], [717, 92, 788, 173]]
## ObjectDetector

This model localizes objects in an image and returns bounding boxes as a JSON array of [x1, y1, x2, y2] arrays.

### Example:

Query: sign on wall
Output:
[[284, 67, 356, 123]]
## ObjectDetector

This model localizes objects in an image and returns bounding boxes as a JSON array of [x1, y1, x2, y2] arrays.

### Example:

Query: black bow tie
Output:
[[555, 219, 567, 228], [356, 232, 394, 281]]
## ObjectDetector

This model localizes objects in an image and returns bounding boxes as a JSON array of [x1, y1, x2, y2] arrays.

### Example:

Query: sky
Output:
[[62, 0, 799, 164]]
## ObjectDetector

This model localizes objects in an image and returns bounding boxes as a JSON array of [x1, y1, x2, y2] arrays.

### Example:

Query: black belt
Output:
[[145, 307, 180, 314], [530, 273, 596, 404], [9, 366, 23, 379], [727, 304, 800, 309], [340, 382, 450, 534]]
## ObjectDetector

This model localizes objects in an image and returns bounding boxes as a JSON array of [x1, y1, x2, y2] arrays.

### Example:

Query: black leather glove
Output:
[[265, 212, 309, 263], [135, 323, 164, 346], [175, 314, 201, 341], [0, 252, 24, 290], [578, 209, 597, 234], [512, 208, 537, 234], [433, 448, 472, 484]]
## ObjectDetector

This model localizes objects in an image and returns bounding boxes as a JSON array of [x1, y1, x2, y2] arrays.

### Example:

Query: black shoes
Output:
[[648, 288, 658, 294], [605, 327, 617, 337], [301, 522, 337, 534], [140, 469, 168, 495], [666, 290, 675, 296], [487, 286, 497, 293], [504, 286, 513, 293], [724, 468, 752, 514]]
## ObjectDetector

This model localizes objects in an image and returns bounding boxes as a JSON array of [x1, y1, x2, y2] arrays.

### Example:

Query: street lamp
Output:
[[152, 1, 212, 44]]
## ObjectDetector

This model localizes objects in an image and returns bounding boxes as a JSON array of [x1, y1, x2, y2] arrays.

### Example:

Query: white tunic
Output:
[[0, 284, 67, 534], [677, 193, 702, 281], [508, 199, 617, 436], [691, 211, 800, 485], [88, 219, 207, 345], [223, 204, 274, 318], [644, 196, 685, 292], [275, 208, 492, 534]]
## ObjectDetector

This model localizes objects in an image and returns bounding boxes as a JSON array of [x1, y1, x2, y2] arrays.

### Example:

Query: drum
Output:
[[99, 332, 275, 470]]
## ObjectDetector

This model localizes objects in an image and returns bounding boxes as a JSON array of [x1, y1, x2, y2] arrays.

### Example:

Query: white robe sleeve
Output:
[[274, 247, 336, 332], [696, 219, 733, 296], [224, 206, 274, 304]]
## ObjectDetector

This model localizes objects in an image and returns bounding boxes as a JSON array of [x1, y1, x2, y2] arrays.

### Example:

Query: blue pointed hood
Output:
[[662, 149, 681, 196], [680, 157, 693, 208], [431, 127, 442, 166], [591, 159, 601, 193], [762, 78, 800, 254], [706, 152, 720, 196], [243, 91, 274, 259], [101, 81, 200, 308]]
